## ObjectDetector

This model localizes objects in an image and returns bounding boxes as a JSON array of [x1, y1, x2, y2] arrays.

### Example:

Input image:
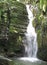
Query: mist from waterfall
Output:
[[25, 4, 38, 58]]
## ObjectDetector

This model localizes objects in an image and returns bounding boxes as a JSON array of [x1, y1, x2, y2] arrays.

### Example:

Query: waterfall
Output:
[[19, 4, 38, 62], [24, 4, 38, 58]]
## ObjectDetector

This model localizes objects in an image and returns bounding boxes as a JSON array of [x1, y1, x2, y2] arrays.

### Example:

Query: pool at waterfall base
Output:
[[12, 57, 47, 65]]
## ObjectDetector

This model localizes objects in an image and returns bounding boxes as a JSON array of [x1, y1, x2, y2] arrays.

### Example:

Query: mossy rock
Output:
[[0, 56, 13, 65]]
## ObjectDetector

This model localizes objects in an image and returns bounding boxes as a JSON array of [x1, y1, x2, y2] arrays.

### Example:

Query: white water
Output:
[[19, 4, 38, 62], [25, 4, 38, 57]]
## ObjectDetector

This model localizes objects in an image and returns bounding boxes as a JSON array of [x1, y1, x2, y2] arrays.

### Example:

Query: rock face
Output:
[[0, 56, 12, 65], [0, 1, 28, 57]]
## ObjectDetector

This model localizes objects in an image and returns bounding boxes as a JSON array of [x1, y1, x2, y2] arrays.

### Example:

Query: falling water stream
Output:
[[18, 4, 38, 62], [25, 4, 38, 57]]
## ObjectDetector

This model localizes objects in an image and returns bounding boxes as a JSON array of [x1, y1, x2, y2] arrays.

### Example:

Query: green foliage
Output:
[[32, 0, 47, 61], [40, 0, 47, 12]]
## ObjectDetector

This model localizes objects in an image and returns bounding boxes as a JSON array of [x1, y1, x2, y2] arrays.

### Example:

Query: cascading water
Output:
[[19, 4, 38, 62], [25, 4, 38, 58]]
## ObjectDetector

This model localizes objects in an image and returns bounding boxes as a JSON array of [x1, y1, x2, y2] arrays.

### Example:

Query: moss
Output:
[[33, 5, 47, 61], [0, 0, 28, 57]]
